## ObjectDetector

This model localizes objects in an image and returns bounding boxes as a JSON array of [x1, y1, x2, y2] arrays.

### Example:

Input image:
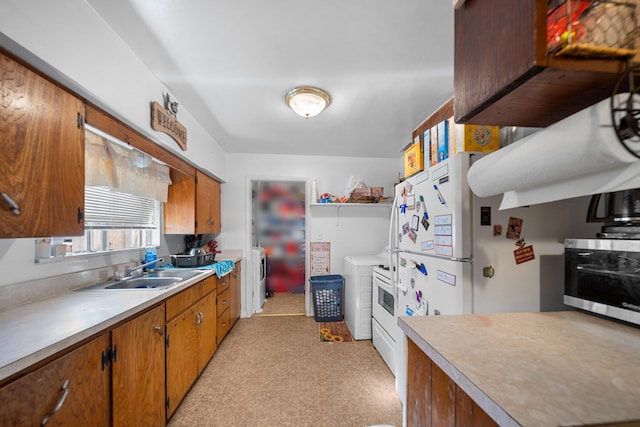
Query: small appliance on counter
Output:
[[587, 188, 640, 239], [565, 238, 640, 327]]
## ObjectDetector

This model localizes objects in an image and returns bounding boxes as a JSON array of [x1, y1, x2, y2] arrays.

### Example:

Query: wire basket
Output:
[[310, 275, 344, 322], [547, 0, 638, 58]]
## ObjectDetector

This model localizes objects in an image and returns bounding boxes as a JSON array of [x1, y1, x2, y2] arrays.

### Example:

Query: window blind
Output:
[[84, 186, 159, 229]]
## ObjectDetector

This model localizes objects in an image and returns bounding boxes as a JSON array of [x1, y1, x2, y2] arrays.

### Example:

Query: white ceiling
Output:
[[87, 1, 454, 158]]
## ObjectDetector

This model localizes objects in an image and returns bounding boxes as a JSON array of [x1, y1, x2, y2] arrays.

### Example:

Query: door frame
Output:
[[245, 176, 312, 316]]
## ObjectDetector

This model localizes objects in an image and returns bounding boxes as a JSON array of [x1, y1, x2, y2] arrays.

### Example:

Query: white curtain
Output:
[[85, 129, 172, 202]]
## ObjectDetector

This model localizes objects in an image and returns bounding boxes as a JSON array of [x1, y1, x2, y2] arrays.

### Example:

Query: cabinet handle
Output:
[[221, 322, 227, 327], [41, 379, 69, 426], [222, 300, 227, 305], [1, 193, 20, 215], [207, 218, 214, 225], [153, 325, 164, 335]]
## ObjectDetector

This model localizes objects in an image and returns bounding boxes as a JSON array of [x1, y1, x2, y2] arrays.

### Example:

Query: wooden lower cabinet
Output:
[[0, 334, 111, 426], [166, 306, 198, 418], [196, 290, 217, 375], [112, 304, 166, 427], [407, 339, 497, 427], [216, 287, 231, 344], [407, 338, 432, 425], [230, 262, 241, 327], [165, 279, 219, 418], [0, 276, 226, 426]]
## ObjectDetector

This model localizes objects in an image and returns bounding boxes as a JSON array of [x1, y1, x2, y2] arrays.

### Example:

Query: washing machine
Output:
[[252, 247, 266, 313], [343, 248, 389, 340]]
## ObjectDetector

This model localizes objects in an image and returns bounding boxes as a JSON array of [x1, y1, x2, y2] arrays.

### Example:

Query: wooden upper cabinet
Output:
[[164, 168, 197, 234], [196, 170, 221, 234], [0, 334, 111, 427], [453, 0, 632, 127], [111, 304, 166, 427], [0, 50, 85, 238], [164, 169, 221, 235]]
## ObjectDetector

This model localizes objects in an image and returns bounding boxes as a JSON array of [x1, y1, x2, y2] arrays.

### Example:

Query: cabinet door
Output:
[[407, 338, 432, 427], [230, 262, 241, 326], [196, 171, 221, 234], [196, 291, 217, 375], [112, 304, 166, 427], [432, 361, 456, 427], [166, 307, 198, 418], [0, 51, 85, 238], [0, 334, 110, 426], [164, 168, 196, 235]]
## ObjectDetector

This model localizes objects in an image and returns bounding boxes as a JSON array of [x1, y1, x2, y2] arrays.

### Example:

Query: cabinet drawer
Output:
[[166, 286, 198, 321], [216, 288, 230, 315], [166, 278, 210, 321], [217, 273, 230, 294], [201, 275, 217, 295], [216, 307, 231, 345]]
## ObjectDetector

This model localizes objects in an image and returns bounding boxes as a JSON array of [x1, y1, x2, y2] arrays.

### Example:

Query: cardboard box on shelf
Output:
[[437, 120, 449, 163], [404, 141, 424, 178], [430, 125, 438, 167], [453, 122, 500, 153]]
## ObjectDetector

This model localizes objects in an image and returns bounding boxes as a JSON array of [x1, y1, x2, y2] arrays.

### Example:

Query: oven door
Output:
[[372, 272, 396, 336]]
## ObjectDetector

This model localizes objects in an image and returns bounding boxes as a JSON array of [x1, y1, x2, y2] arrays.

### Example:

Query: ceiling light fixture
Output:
[[285, 86, 331, 118]]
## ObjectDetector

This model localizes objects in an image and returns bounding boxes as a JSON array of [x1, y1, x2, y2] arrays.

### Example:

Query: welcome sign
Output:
[[150, 98, 187, 151]]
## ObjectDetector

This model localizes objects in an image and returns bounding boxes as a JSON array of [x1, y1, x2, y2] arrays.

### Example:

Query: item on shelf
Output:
[[319, 192, 337, 203], [404, 140, 425, 177], [547, 0, 638, 58]]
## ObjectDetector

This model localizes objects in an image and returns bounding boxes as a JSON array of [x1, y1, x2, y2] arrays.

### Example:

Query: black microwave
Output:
[[565, 238, 640, 326]]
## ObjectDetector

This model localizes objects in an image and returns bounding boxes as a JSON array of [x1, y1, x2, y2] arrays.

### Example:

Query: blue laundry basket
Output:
[[310, 274, 344, 322]]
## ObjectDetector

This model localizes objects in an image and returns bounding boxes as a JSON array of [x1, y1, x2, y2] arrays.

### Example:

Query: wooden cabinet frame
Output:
[[454, 0, 632, 127]]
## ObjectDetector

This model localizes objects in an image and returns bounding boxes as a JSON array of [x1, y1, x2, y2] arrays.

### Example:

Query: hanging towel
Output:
[[157, 260, 235, 277], [201, 260, 235, 277]]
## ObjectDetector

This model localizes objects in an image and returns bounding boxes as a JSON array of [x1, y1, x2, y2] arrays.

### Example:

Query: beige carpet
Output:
[[255, 291, 306, 316], [167, 315, 402, 427]]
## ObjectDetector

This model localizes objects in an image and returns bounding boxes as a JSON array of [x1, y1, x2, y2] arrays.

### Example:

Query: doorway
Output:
[[250, 179, 307, 316]]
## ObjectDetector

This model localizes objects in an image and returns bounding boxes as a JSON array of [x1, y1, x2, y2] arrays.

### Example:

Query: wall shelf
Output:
[[310, 203, 392, 225], [310, 203, 392, 208]]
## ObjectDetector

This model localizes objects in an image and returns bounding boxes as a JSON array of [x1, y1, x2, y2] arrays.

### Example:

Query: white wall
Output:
[[0, 0, 226, 180], [223, 152, 401, 315], [0, 0, 228, 287]]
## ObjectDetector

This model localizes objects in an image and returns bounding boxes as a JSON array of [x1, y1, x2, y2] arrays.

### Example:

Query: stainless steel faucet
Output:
[[125, 257, 165, 278]]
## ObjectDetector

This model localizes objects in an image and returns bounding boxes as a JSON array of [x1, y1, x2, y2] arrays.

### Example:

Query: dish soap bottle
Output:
[[144, 246, 157, 272]]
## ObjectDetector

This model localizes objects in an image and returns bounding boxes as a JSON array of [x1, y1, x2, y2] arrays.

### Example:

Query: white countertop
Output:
[[399, 311, 640, 427], [0, 270, 215, 383], [0, 251, 244, 383]]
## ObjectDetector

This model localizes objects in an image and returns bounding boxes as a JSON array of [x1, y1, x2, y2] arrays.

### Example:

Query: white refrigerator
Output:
[[389, 152, 588, 413]]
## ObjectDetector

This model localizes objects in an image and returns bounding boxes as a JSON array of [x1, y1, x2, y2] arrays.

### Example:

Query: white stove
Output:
[[371, 265, 399, 376]]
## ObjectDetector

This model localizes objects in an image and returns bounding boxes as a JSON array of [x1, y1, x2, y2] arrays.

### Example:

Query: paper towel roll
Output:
[[467, 96, 640, 209]]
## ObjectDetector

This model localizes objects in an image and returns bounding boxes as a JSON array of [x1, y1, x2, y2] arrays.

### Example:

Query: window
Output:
[[36, 126, 170, 259]]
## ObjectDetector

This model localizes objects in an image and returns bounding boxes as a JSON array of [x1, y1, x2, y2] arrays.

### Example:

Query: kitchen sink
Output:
[[145, 270, 205, 280], [103, 277, 182, 290], [79, 269, 206, 291]]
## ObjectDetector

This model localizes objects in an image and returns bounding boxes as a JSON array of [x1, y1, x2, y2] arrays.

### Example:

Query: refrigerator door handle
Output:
[[399, 249, 471, 263], [388, 192, 399, 300]]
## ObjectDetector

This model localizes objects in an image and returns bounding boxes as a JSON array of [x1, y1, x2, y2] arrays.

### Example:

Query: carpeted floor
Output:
[[256, 291, 306, 316], [167, 315, 402, 427]]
